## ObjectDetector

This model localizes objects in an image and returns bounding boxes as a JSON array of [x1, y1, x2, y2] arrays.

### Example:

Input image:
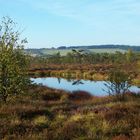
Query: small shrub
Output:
[[60, 94, 69, 103], [69, 91, 92, 101], [105, 70, 131, 101], [112, 135, 130, 140], [39, 71, 47, 77], [33, 115, 49, 127], [42, 91, 65, 101], [20, 109, 52, 120]]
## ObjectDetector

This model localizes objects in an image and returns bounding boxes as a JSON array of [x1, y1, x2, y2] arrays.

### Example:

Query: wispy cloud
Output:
[[17, 0, 140, 18]]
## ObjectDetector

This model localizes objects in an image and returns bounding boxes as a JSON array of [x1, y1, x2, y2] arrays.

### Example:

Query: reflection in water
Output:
[[57, 78, 84, 85], [72, 80, 84, 85], [57, 78, 61, 84], [31, 77, 140, 96]]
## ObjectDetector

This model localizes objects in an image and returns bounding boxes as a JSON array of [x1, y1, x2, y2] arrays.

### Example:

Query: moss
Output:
[[33, 115, 49, 128]]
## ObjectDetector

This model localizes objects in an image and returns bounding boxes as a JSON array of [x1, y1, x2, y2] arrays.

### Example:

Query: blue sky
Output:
[[0, 0, 140, 48]]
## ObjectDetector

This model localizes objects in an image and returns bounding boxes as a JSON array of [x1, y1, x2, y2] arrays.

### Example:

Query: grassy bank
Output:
[[0, 85, 139, 140], [28, 63, 140, 85], [29, 70, 107, 81]]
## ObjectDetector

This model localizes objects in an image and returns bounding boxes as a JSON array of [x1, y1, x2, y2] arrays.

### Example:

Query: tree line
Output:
[[30, 49, 139, 66]]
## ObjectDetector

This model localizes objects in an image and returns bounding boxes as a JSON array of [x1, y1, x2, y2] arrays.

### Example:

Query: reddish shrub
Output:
[[112, 135, 130, 140], [69, 90, 92, 101]]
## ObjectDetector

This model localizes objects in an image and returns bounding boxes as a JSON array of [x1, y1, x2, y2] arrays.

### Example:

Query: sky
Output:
[[0, 0, 140, 48]]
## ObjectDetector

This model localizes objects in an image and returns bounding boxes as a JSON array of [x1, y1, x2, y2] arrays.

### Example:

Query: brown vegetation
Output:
[[0, 85, 139, 140]]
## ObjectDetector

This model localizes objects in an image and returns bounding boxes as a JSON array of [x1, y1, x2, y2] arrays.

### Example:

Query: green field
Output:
[[89, 48, 126, 53], [42, 49, 71, 56]]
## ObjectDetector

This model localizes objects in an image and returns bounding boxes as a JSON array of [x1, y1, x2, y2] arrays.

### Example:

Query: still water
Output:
[[31, 77, 140, 96]]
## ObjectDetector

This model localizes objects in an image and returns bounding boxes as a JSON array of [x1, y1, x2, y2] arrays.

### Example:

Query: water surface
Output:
[[31, 77, 140, 96]]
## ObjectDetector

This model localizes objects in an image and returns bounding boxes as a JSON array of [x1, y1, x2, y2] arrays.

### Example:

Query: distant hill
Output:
[[58, 45, 140, 51], [25, 45, 140, 56]]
